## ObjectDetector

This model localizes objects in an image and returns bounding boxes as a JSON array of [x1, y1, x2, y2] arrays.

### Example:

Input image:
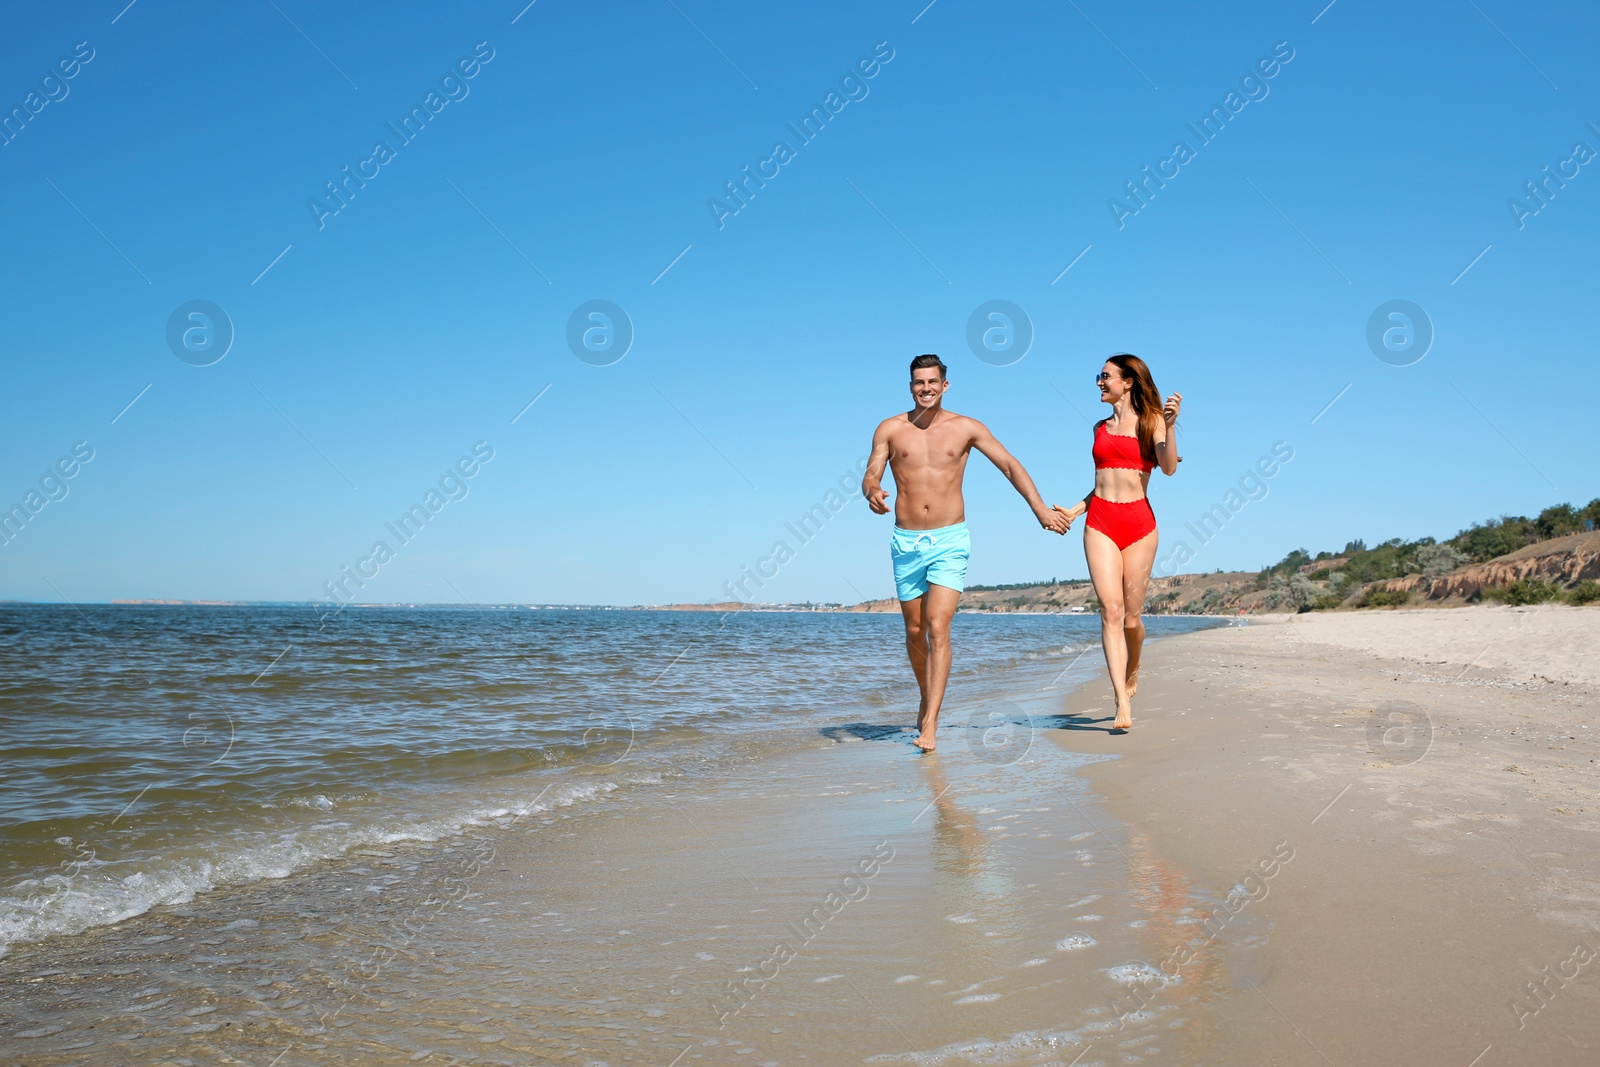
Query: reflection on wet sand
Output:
[[912, 754, 1035, 981], [1106, 829, 1275, 1050], [921, 755, 986, 878], [0, 720, 1247, 1066]]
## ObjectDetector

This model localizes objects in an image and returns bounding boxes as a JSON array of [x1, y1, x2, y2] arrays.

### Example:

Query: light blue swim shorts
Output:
[[890, 521, 971, 602]]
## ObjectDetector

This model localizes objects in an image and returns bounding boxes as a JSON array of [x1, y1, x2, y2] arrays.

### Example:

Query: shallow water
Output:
[[0, 712, 1262, 1067], [0, 605, 1238, 1065], [0, 605, 1223, 959]]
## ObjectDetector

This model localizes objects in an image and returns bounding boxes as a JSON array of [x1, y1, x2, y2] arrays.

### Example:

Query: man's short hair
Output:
[[910, 353, 947, 379]]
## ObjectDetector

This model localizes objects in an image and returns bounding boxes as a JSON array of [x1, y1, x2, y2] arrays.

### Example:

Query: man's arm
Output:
[[970, 420, 1068, 534], [861, 419, 893, 515]]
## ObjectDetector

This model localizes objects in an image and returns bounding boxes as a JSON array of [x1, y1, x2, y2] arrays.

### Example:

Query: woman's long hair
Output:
[[1104, 353, 1163, 469]]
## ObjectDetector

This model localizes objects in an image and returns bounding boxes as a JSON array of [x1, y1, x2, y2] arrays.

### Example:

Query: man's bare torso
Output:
[[881, 409, 977, 529]]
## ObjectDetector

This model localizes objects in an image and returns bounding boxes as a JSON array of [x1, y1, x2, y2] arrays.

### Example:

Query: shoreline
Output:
[[3, 606, 1596, 1063], [1048, 603, 1600, 1063]]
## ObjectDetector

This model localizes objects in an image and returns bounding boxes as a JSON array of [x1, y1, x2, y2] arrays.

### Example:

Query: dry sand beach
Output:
[[2, 605, 1595, 1066]]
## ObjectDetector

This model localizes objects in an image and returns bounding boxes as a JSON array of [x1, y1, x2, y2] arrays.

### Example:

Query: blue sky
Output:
[[2, 0, 1596, 606]]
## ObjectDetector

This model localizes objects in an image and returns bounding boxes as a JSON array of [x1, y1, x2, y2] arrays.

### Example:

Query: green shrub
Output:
[[1358, 586, 1411, 608], [1567, 579, 1600, 605], [1535, 504, 1583, 540], [1450, 515, 1537, 562], [1259, 573, 1316, 612], [1335, 540, 1415, 584], [1483, 579, 1561, 605], [1411, 541, 1469, 578]]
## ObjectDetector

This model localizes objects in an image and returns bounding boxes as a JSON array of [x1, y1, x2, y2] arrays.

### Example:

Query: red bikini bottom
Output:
[[1085, 493, 1156, 550]]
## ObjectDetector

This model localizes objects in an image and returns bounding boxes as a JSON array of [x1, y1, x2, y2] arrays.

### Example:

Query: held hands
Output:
[[1163, 391, 1183, 426], [1037, 505, 1070, 535], [1052, 502, 1085, 531], [865, 485, 891, 515]]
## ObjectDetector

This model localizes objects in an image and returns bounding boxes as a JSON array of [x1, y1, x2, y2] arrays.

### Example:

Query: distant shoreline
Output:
[[5, 527, 1594, 615], [3, 599, 1212, 617]]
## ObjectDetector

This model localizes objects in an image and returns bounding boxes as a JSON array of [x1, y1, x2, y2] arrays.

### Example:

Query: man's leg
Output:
[[899, 594, 931, 729], [1120, 530, 1159, 696], [1084, 527, 1131, 729], [914, 583, 962, 750]]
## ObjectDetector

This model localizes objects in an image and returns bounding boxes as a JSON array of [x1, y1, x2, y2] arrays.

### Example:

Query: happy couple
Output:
[[861, 353, 1182, 751]]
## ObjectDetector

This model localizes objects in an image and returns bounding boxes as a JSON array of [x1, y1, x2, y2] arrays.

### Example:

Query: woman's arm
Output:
[[1054, 492, 1093, 529], [1156, 391, 1183, 476], [1057, 420, 1104, 527]]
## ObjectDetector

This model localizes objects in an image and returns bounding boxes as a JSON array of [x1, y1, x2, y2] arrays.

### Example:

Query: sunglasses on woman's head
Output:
[[1096, 372, 1120, 383]]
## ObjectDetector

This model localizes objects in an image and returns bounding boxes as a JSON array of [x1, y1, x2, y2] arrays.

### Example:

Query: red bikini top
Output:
[[1093, 421, 1154, 472]]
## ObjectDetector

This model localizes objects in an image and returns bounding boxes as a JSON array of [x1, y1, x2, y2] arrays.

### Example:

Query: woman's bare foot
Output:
[[913, 732, 937, 752], [1111, 695, 1133, 732], [1125, 664, 1140, 697]]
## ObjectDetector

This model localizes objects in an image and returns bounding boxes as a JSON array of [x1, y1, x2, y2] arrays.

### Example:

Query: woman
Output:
[[1056, 355, 1181, 733]]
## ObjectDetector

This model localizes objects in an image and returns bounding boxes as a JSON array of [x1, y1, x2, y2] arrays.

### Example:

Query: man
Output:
[[862, 354, 1068, 752]]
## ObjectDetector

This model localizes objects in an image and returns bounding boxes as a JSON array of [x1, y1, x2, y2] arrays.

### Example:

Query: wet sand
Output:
[[4, 605, 1597, 1065], [1051, 604, 1600, 1064]]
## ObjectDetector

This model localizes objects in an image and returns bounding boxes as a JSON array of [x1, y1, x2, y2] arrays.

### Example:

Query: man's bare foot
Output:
[[1111, 695, 1133, 732], [913, 732, 937, 752]]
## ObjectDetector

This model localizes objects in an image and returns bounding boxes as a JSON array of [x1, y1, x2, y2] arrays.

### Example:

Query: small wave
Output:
[[0, 773, 649, 959], [282, 792, 369, 810], [865, 1024, 1089, 1065]]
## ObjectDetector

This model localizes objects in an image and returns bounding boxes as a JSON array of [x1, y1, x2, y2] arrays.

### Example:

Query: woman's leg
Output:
[[1084, 525, 1131, 729], [1120, 527, 1160, 697]]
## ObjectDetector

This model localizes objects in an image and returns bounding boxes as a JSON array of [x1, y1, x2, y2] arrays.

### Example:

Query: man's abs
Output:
[[888, 458, 968, 529]]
